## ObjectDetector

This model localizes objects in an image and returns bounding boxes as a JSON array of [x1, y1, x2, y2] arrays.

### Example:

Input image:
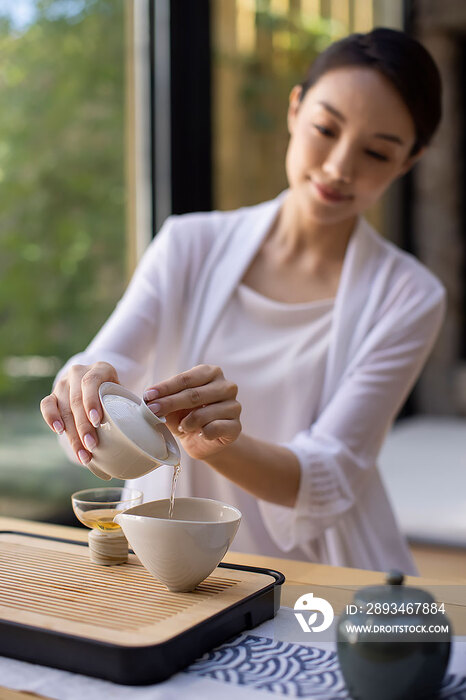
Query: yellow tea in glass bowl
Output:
[[78, 507, 123, 532], [71, 487, 143, 532], [71, 487, 143, 565]]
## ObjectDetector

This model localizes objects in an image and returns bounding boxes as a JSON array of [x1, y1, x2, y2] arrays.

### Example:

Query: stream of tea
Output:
[[168, 463, 181, 518]]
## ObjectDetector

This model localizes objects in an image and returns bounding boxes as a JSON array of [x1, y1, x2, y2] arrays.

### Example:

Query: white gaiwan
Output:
[[87, 382, 180, 481], [114, 498, 242, 592]]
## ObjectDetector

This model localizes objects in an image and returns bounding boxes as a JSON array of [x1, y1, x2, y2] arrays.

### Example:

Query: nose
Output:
[[322, 140, 354, 184]]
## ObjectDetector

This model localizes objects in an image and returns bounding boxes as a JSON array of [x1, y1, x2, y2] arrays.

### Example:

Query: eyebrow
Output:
[[318, 101, 405, 146], [319, 101, 346, 121], [373, 132, 404, 145]]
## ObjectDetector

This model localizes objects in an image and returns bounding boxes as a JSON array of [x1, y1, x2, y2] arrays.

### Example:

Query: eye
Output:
[[366, 149, 389, 162], [313, 124, 334, 137]]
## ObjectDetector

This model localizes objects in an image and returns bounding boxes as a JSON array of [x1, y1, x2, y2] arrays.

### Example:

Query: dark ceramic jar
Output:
[[337, 571, 451, 700]]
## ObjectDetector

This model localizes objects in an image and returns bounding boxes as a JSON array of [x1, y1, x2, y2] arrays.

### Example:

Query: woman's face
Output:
[[286, 66, 421, 226]]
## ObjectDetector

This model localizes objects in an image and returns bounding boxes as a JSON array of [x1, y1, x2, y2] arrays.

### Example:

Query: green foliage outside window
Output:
[[238, 9, 340, 133], [0, 0, 126, 405]]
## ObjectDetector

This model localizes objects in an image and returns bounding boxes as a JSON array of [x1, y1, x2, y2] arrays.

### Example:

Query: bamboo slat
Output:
[[0, 532, 275, 647]]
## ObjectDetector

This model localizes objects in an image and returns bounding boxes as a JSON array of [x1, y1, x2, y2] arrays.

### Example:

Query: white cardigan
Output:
[[58, 192, 446, 574]]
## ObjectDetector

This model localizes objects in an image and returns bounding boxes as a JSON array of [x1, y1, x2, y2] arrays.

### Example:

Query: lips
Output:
[[312, 181, 351, 203]]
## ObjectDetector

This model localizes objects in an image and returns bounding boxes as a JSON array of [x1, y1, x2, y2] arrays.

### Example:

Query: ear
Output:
[[287, 85, 303, 135], [397, 146, 427, 177]]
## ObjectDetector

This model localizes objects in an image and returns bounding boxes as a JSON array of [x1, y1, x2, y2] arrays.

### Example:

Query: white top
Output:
[[56, 191, 446, 574], [185, 284, 334, 559]]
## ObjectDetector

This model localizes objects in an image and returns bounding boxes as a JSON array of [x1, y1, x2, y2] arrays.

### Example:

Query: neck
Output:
[[269, 191, 357, 266]]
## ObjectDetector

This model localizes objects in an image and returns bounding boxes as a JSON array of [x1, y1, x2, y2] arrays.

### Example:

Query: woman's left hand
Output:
[[143, 365, 242, 460]]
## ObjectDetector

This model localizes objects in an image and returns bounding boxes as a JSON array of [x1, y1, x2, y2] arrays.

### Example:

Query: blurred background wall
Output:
[[407, 1, 466, 416]]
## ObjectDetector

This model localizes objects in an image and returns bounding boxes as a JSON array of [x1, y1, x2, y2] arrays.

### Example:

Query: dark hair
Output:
[[300, 28, 442, 155]]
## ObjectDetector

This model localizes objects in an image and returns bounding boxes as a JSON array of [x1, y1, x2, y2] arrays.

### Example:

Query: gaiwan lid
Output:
[[353, 570, 434, 610], [99, 382, 180, 467]]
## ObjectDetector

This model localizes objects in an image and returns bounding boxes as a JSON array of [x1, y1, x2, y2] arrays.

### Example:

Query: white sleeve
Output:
[[54, 216, 178, 394], [259, 276, 446, 551]]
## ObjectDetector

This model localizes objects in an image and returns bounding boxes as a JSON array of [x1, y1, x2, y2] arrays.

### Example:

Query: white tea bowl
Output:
[[87, 382, 180, 481], [114, 497, 242, 592]]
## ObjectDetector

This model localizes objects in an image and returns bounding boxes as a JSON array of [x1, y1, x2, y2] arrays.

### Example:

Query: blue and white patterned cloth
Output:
[[186, 634, 348, 697], [186, 633, 466, 699], [0, 607, 464, 699]]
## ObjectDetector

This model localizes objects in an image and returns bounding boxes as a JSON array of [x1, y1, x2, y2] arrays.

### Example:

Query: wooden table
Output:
[[1, 516, 465, 700]]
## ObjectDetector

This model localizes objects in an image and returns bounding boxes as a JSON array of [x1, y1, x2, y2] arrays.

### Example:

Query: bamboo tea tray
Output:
[[0, 531, 284, 685]]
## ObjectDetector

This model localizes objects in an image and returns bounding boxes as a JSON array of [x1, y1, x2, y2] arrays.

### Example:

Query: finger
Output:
[[146, 378, 238, 418], [178, 401, 241, 434], [56, 390, 89, 465], [144, 365, 222, 403], [81, 362, 118, 428], [40, 394, 65, 435], [67, 368, 97, 464], [201, 419, 241, 443]]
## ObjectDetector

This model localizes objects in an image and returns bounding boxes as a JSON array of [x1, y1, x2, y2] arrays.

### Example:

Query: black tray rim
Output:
[[0, 529, 285, 651]]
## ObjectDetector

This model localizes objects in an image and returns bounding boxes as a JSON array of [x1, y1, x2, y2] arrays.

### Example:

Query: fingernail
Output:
[[149, 402, 161, 414], [83, 433, 96, 451], [78, 449, 91, 465], [144, 389, 159, 401], [89, 409, 100, 427], [53, 421, 64, 435]]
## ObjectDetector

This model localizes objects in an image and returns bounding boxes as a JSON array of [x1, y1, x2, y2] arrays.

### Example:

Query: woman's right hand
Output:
[[40, 362, 119, 466]]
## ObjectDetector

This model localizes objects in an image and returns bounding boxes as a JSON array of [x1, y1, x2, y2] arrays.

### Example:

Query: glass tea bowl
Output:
[[71, 487, 143, 535]]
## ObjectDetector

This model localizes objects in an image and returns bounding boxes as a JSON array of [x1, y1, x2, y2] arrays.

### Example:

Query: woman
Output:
[[41, 28, 445, 574]]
